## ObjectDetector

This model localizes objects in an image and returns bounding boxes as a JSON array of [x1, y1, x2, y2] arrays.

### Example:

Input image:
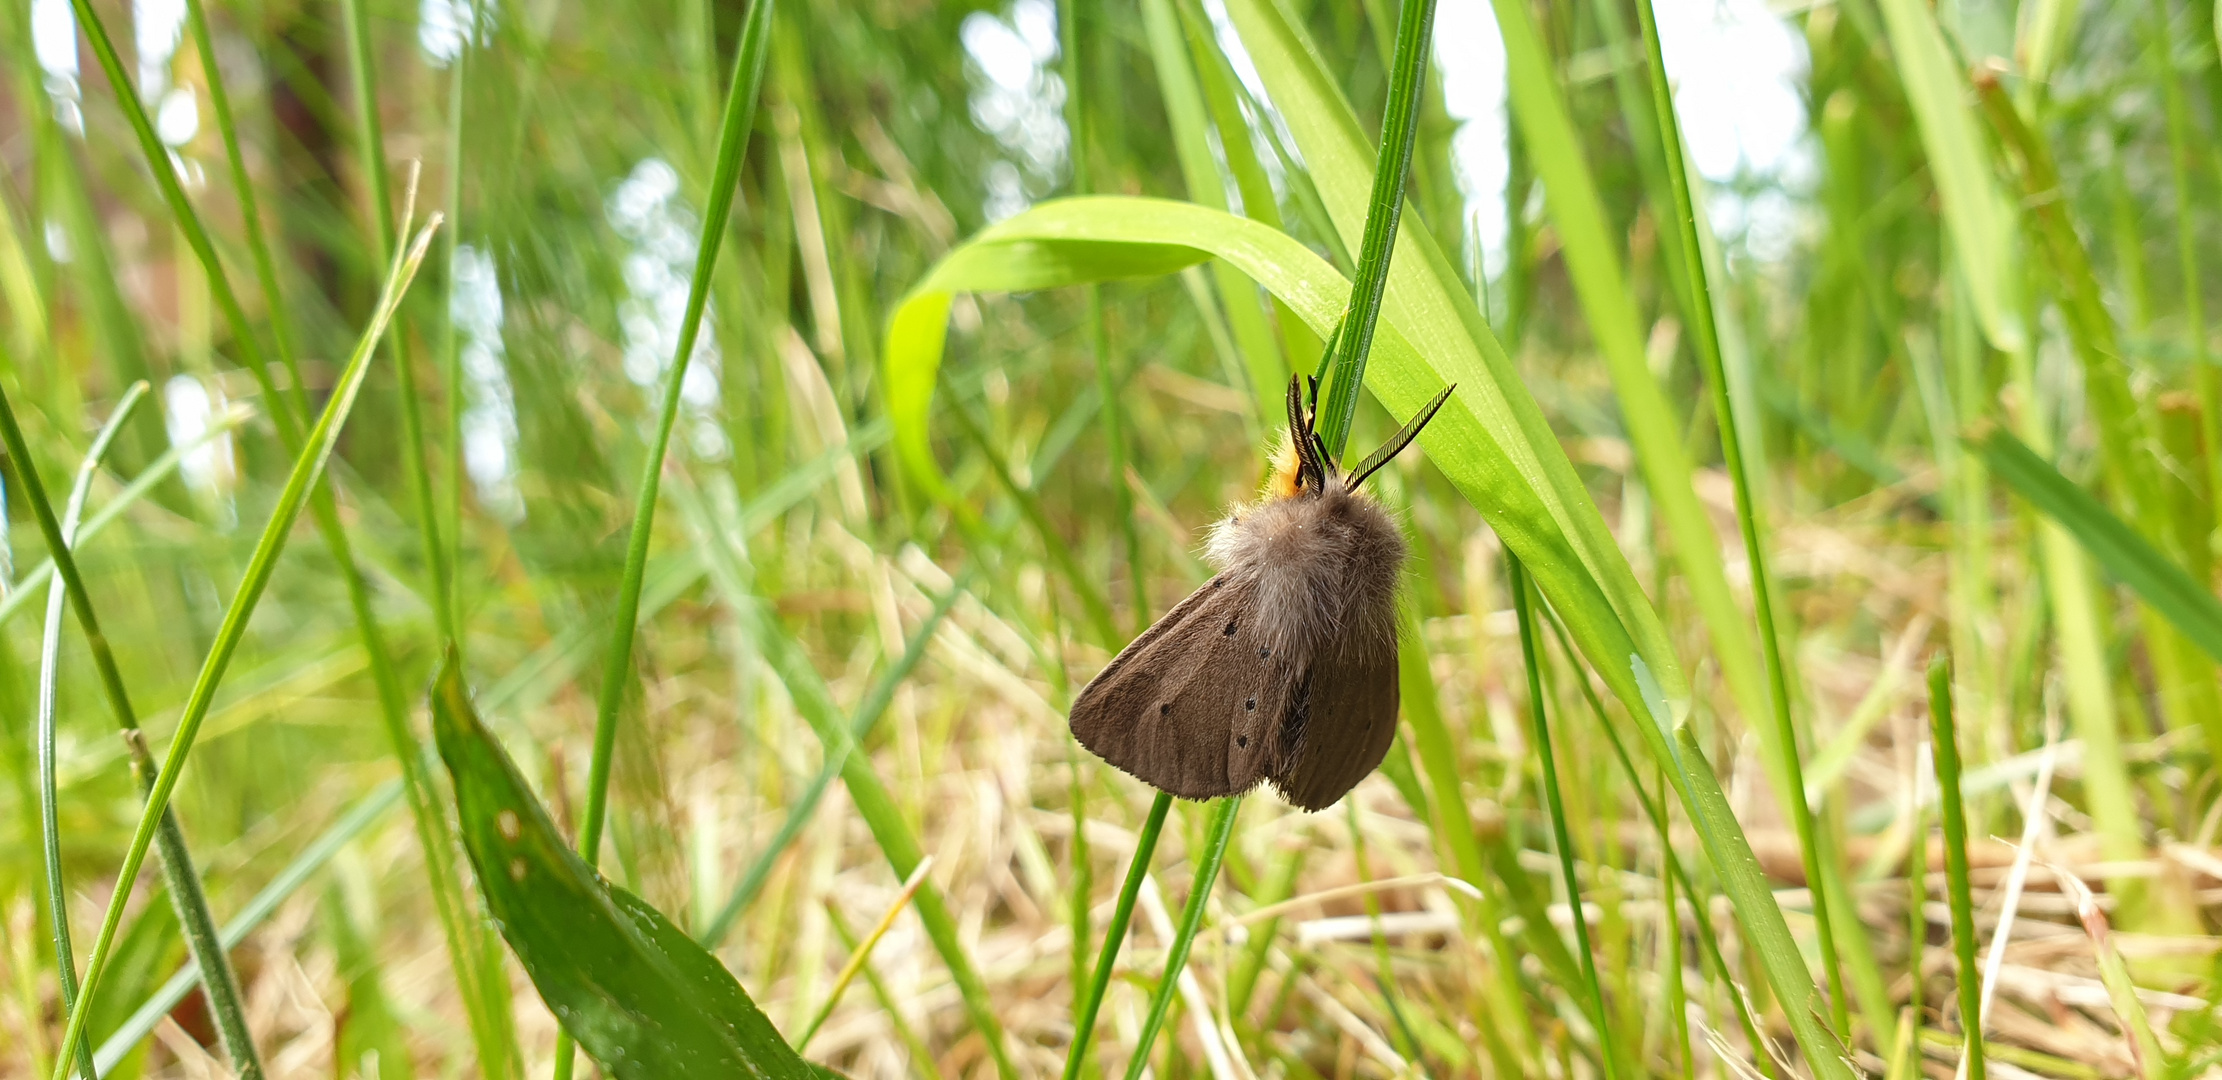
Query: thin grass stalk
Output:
[[331, 12, 518, 1072], [1343, 801, 1413, 1062], [1226, 842, 1304, 1018], [1928, 656, 1984, 1080], [1062, 792, 1173, 1080], [90, 4, 518, 1069], [1067, 744, 1093, 1067], [555, 15, 780, 1064], [181, 0, 297, 368], [1121, 795, 1241, 1080], [573, 0, 775, 885], [1510, 553, 1620, 1079], [439, 0, 487, 623], [795, 857, 934, 1051], [823, 903, 946, 1080], [948, 403, 1118, 646], [30, 382, 147, 1080], [46, 214, 439, 1080], [1631, 0, 1847, 1032], [5, 378, 265, 1080], [340, 0, 454, 643], [1313, 0, 1438, 459]]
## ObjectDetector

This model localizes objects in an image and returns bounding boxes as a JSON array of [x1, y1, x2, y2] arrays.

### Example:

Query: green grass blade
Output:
[[1631, 0, 1848, 1038], [182, 0, 299, 373], [556, 18, 782, 1069], [576, 0, 775, 869], [1510, 553, 1620, 1079], [1060, 0, 1143, 634], [1120, 795, 1240, 1080], [1483, 0, 1773, 769], [3, 377, 266, 1080], [1313, 0, 1437, 461], [46, 215, 439, 1080], [0, 403, 250, 627], [678, 483, 1017, 1079], [1968, 424, 2222, 661], [1928, 657, 1984, 1080], [699, 575, 970, 945], [75, 0, 520, 1064], [30, 381, 146, 1080], [1064, 792, 1173, 1080], [1872, 0, 2025, 355]]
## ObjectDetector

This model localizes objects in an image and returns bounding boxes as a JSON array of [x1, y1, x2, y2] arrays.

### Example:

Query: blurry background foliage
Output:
[[3, 0, 2222, 1076]]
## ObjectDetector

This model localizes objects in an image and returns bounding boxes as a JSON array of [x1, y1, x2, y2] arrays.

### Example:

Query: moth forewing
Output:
[[1067, 575, 1298, 800]]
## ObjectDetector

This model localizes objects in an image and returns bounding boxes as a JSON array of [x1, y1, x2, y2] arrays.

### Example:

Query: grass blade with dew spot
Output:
[[1311, 0, 1436, 461], [46, 211, 441, 1080], [1632, 0, 1850, 1041], [429, 656, 821, 1078], [1968, 423, 2222, 662], [5, 375, 265, 1080], [1928, 656, 1984, 1080], [699, 572, 972, 945], [25, 380, 149, 1080], [1063, 792, 1173, 1080], [1509, 552, 1621, 1079], [563, 0, 773, 1071], [795, 856, 935, 1051], [1122, 795, 1241, 1080], [94, 781, 404, 1074]]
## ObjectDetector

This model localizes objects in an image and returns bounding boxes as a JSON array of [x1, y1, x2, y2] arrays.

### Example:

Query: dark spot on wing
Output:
[[1258, 646, 1270, 658], [1224, 620, 1238, 636], [1158, 702, 1170, 716], [1236, 734, 1249, 748], [1244, 697, 1256, 711]]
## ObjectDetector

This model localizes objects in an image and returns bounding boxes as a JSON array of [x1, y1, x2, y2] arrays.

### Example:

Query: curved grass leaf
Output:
[[429, 656, 819, 1080], [883, 196, 1678, 737]]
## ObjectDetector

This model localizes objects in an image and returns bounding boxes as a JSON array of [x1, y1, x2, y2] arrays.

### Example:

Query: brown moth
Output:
[[1069, 375, 1454, 811]]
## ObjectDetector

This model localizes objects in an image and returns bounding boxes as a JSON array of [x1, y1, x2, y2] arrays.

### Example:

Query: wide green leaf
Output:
[[429, 655, 819, 1080]]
